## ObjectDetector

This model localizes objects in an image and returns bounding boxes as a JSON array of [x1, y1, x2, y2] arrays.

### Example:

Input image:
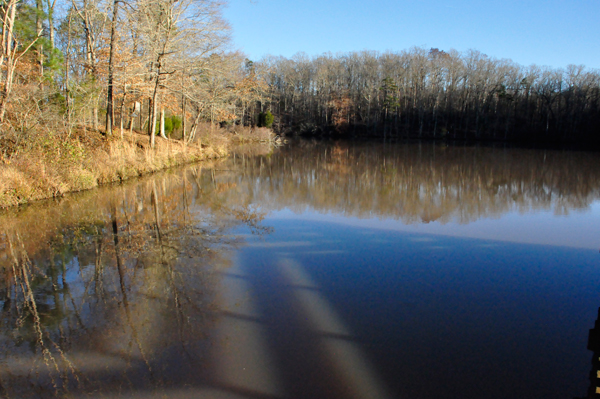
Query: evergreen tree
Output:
[[258, 111, 274, 128]]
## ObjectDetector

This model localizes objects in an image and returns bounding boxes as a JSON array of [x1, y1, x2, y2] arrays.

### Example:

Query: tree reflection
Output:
[[1, 141, 600, 397], [0, 164, 272, 398], [224, 141, 600, 224]]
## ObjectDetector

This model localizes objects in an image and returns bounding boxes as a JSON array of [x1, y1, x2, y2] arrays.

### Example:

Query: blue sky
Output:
[[222, 0, 600, 69]]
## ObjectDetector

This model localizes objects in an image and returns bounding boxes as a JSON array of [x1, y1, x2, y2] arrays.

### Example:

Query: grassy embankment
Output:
[[0, 124, 275, 209]]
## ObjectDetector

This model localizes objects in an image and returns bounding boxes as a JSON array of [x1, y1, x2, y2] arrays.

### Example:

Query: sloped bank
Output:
[[0, 127, 276, 209]]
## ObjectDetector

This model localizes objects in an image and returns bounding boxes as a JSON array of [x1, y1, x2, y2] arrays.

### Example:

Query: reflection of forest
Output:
[[0, 165, 270, 398], [0, 141, 599, 396], [227, 141, 600, 223]]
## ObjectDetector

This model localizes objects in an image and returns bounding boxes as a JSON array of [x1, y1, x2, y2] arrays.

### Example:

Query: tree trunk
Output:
[[105, 0, 119, 136], [150, 95, 157, 148], [0, 57, 16, 123], [182, 96, 187, 142], [160, 106, 167, 139], [64, 11, 73, 130], [36, 0, 44, 78], [47, 1, 55, 48], [119, 102, 125, 139], [0, 0, 21, 121]]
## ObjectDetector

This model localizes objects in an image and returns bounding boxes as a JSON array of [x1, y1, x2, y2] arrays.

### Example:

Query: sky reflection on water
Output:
[[229, 141, 600, 398], [269, 204, 600, 249], [1, 141, 600, 398], [236, 214, 600, 398]]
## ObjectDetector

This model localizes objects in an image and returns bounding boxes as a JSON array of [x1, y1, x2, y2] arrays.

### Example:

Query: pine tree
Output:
[[258, 111, 274, 128]]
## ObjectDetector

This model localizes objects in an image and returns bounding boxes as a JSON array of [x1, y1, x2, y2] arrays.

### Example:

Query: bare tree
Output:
[[134, 0, 230, 147], [259, 48, 600, 143], [0, 0, 43, 122]]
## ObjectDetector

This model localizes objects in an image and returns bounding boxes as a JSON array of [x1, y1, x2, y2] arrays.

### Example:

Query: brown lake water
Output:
[[1, 140, 600, 398]]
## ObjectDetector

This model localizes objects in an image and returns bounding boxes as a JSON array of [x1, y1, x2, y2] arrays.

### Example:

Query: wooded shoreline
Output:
[[261, 49, 600, 145], [0, 125, 276, 209], [2, 0, 600, 210]]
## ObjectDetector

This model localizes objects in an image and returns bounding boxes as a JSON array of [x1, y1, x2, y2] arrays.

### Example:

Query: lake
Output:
[[1, 139, 600, 398]]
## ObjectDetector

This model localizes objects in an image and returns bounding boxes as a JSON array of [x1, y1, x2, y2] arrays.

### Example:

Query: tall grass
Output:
[[0, 129, 228, 208], [224, 125, 277, 143]]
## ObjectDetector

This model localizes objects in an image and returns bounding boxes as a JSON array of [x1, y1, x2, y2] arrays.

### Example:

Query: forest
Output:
[[257, 49, 600, 144], [0, 0, 278, 207], [3, 0, 600, 152], [2, 0, 600, 208], [4, 0, 600, 149], [0, 0, 272, 151]]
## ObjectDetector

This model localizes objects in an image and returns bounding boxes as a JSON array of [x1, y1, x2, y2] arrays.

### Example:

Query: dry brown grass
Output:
[[225, 125, 276, 143], [0, 128, 229, 208]]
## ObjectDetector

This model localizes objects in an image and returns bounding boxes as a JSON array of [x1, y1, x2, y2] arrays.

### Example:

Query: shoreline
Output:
[[0, 128, 260, 209]]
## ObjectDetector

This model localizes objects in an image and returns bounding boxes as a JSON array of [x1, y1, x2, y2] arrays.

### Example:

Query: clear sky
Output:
[[222, 0, 600, 69]]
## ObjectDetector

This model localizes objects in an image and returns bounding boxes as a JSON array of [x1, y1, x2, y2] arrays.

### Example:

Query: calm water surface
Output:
[[1, 140, 600, 398]]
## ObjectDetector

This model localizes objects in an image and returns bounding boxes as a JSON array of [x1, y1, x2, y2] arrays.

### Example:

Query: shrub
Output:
[[171, 115, 182, 131], [164, 117, 173, 136], [258, 111, 274, 128], [153, 116, 176, 136]]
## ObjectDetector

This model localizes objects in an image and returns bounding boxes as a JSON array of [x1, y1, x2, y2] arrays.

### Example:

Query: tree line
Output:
[[4, 0, 600, 151], [226, 141, 600, 224], [0, 0, 269, 155], [257, 48, 600, 144]]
